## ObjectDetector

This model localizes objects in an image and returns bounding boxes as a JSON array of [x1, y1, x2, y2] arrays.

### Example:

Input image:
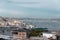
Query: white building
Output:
[[30, 37, 44, 40], [7, 19, 25, 27], [0, 34, 12, 40], [42, 32, 56, 39], [26, 24, 34, 29]]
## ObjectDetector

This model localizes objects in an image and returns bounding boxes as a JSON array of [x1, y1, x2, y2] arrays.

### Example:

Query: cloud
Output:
[[7, 0, 60, 10], [1, 0, 60, 9], [0, 0, 60, 18], [8, 0, 40, 2], [0, 9, 27, 17], [0, 1, 6, 7]]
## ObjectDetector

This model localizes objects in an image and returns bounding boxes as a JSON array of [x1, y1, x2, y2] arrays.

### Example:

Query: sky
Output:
[[0, 0, 60, 18]]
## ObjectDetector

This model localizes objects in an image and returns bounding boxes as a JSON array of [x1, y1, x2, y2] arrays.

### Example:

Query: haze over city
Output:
[[0, 0, 60, 40]]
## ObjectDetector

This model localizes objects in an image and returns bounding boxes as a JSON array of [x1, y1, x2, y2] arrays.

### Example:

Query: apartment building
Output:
[[12, 29, 29, 40]]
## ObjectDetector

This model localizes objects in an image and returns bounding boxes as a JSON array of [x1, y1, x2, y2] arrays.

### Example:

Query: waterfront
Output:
[[23, 19, 60, 31], [0, 17, 60, 40], [0, 17, 60, 30]]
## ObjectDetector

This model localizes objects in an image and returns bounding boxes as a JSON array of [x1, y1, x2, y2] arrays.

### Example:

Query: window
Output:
[[13, 32, 18, 34]]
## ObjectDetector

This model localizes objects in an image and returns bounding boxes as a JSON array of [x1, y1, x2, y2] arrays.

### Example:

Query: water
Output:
[[24, 20, 60, 31]]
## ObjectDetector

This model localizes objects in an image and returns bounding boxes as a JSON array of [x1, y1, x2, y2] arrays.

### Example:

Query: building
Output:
[[42, 32, 56, 40], [55, 31, 60, 40], [0, 34, 11, 40], [12, 28, 30, 40], [29, 37, 44, 40], [7, 20, 27, 28], [26, 24, 35, 29]]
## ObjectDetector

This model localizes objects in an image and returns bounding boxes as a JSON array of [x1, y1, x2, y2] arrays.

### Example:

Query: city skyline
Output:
[[0, 0, 60, 18]]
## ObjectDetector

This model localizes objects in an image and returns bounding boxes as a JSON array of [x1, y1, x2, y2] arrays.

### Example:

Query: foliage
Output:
[[30, 28, 48, 36], [30, 29, 43, 36]]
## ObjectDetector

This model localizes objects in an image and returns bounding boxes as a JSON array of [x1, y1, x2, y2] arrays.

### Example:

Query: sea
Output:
[[23, 19, 60, 31]]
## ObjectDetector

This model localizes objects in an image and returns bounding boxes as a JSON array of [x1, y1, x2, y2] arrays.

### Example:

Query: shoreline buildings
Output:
[[0, 17, 60, 40]]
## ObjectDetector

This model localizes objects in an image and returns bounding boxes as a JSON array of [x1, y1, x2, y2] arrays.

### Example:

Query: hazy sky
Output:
[[0, 0, 60, 18]]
